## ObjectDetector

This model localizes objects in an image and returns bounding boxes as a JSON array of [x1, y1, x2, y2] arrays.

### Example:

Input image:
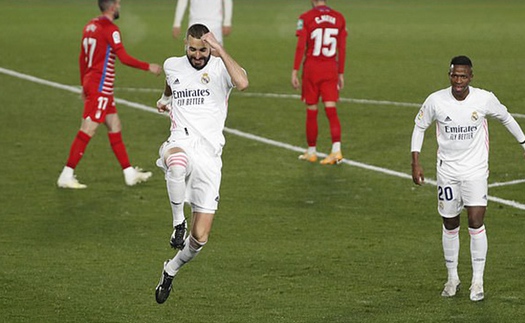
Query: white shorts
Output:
[[436, 172, 488, 218], [157, 134, 223, 213]]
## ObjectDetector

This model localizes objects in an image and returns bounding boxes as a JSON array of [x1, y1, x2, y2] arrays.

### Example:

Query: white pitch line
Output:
[[489, 178, 525, 188], [2, 66, 525, 210]]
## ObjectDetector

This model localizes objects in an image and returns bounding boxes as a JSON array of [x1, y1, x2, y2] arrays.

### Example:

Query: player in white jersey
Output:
[[172, 0, 233, 45], [154, 23, 248, 304], [411, 56, 525, 302]]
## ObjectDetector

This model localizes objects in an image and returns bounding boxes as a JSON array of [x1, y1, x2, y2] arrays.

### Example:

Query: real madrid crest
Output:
[[201, 73, 210, 84], [471, 111, 478, 121]]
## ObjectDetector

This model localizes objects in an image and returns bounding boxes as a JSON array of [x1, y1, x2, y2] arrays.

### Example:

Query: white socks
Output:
[[166, 152, 188, 227], [442, 224, 488, 284], [469, 225, 487, 283], [332, 142, 341, 153], [442, 225, 460, 281], [165, 235, 206, 276]]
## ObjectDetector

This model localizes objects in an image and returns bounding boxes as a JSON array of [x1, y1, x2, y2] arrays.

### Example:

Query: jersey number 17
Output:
[[82, 37, 97, 68]]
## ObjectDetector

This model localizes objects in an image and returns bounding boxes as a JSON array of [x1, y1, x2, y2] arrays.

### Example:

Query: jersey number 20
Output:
[[311, 28, 339, 57]]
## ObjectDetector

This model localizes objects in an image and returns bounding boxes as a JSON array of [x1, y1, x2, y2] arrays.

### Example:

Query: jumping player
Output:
[[154, 24, 248, 304]]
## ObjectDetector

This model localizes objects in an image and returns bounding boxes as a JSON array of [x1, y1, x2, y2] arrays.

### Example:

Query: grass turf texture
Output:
[[1, 0, 525, 322]]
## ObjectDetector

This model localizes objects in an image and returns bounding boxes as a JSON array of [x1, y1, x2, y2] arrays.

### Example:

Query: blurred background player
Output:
[[172, 0, 233, 45], [57, 0, 162, 189], [154, 24, 248, 304], [292, 0, 347, 165], [411, 55, 525, 301]]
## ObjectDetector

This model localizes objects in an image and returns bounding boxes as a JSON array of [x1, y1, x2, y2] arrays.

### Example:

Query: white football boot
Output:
[[57, 167, 87, 189], [124, 166, 152, 186], [441, 279, 461, 297], [469, 282, 484, 301]]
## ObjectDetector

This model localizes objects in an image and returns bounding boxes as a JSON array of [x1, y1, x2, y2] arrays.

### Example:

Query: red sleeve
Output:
[[114, 46, 149, 71], [79, 45, 86, 85], [107, 25, 149, 71], [293, 15, 307, 71], [337, 17, 348, 74], [293, 32, 307, 71]]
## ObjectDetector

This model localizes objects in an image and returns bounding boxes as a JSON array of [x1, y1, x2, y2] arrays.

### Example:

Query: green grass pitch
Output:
[[1, 0, 525, 322]]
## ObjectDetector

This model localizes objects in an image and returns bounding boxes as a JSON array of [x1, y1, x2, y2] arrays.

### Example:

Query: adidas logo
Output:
[[445, 116, 452, 122], [174, 79, 180, 85]]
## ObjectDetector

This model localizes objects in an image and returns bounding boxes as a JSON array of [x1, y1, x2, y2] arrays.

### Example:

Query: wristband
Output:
[[157, 93, 172, 106], [521, 142, 525, 150]]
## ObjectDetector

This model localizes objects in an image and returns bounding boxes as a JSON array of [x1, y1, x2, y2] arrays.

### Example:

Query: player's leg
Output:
[[437, 176, 463, 297], [105, 111, 152, 186], [463, 177, 488, 301], [156, 211, 214, 304], [155, 149, 221, 304], [466, 206, 487, 301], [57, 92, 102, 189], [319, 77, 343, 165], [167, 211, 214, 275], [441, 215, 461, 297], [298, 70, 319, 162], [163, 146, 190, 249]]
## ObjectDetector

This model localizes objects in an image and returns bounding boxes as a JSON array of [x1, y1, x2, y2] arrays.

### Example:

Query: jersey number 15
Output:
[[311, 28, 339, 57]]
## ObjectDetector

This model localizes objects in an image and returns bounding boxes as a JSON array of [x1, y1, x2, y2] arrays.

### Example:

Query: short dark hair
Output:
[[98, 0, 116, 12], [186, 24, 210, 39], [450, 55, 473, 67]]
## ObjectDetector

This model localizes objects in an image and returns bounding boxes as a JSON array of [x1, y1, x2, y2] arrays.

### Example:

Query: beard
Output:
[[187, 54, 210, 70], [113, 11, 120, 20]]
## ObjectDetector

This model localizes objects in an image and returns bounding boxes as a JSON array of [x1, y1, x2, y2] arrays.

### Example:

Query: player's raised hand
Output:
[[201, 32, 221, 51]]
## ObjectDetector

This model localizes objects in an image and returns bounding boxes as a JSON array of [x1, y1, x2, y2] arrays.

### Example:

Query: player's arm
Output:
[[157, 81, 173, 113], [172, 0, 189, 39], [500, 114, 525, 158], [337, 22, 348, 90], [113, 45, 161, 75], [222, 0, 233, 36], [202, 33, 248, 91], [291, 27, 307, 89], [411, 125, 426, 185], [487, 94, 525, 157]]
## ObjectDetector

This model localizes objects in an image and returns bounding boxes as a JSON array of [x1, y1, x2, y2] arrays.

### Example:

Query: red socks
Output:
[[108, 132, 131, 170], [325, 107, 341, 143], [66, 131, 91, 169], [306, 109, 319, 147]]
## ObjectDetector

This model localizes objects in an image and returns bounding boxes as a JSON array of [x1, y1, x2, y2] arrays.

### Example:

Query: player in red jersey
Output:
[[292, 0, 347, 165], [57, 0, 162, 189]]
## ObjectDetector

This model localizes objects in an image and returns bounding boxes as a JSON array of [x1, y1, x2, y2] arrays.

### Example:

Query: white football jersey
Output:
[[173, 0, 232, 44], [164, 55, 234, 156], [413, 86, 520, 178]]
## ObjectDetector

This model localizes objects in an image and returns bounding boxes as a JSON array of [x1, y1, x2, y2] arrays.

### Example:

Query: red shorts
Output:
[[82, 86, 116, 123], [301, 62, 339, 105]]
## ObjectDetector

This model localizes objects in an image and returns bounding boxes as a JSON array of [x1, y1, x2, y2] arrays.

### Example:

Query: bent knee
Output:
[[166, 152, 189, 179]]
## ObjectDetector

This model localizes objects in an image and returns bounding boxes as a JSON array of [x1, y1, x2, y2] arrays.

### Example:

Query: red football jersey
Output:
[[293, 5, 347, 74], [79, 16, 149, 96]]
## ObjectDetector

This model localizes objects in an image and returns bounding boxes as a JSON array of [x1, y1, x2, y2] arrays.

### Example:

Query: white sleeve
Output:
[[223, 0, 233, 26], [173, 0, 189, 27], [411, 125, 426, 152], [501, 114, 525, 147], [485, 92, 525, 147]]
